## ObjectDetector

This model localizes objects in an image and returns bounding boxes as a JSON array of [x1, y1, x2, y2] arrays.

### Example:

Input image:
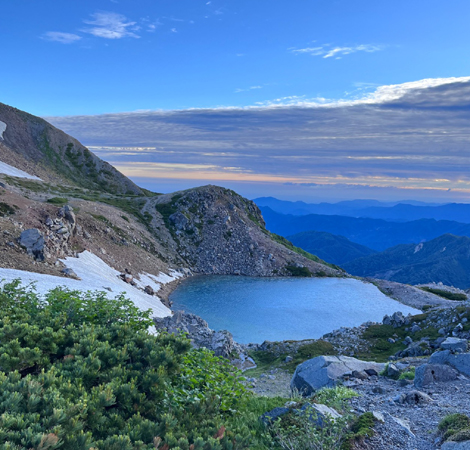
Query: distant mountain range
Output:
[[254, 197, 470, 224], [343, 234, 470, 289], [287, 231, 377, 265], [260, 206, 470, 251]]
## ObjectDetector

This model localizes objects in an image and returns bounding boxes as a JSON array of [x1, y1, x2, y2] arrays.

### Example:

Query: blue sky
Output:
[[2, 0, 470, 201]]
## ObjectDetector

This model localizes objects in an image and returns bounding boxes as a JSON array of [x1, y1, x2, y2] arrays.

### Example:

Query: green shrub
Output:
[[46, 197, 68, 205], [398, 367, 415, 380], [286, 265, 312, 277], [342, 412, 376, 449], [313, 387, 359, 412], [272, 404, 350, 450], [420, 287, 467, 301], [439, 413, 470, 441], [0, 202, 17, 216], [0, 281, 260, 450]]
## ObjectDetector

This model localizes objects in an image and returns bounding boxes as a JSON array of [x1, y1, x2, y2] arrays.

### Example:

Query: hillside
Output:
[[260, 206, 470, 251], [287, 230, 377, 265], [0, 103, 343, 310], [343, 234, 470, 289], [0, 102, 142, 195]]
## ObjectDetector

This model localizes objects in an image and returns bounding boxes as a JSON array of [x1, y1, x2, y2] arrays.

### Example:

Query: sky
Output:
[[2, 0, 470, 202]]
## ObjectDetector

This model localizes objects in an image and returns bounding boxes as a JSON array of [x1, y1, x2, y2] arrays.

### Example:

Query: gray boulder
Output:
[[259, 407, 290, 425], [401, 390, 433, 405], [19, 228, 45, 261], [414, 363, 458, 388], [291, 355, 384, 396], [430, 350, 470, 377], [441, 337, 468, 353], [299, 403, 342, 427]]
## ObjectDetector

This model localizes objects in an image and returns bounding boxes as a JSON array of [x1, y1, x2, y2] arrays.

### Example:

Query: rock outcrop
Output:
[[290, 355, 384, 396], [153, 311, 255, 370], [152, 186, 343, 277]]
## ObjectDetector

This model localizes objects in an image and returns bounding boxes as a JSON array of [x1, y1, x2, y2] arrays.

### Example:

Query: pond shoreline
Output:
[[168, 275, 421, 344]]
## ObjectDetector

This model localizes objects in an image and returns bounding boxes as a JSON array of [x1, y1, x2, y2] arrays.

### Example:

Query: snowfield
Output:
[[0, 160, 42, 180], [0, 121, 6, 139], [0, 251, 177, 318]]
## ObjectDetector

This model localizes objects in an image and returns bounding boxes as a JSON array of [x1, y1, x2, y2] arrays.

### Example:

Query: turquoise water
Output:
[[170, 276, 420, 343]]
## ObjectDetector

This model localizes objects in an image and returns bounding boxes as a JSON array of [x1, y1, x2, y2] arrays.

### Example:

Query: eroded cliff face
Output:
[[152, 185, 342, 277]]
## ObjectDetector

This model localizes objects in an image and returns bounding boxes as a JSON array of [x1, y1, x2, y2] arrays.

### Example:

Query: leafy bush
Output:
[[439, 413, 470, 441], [398, 367, 415, 380], [342, 412, 376, 449], [46, 197, 68, 205], [313, 387, 359, 412], [0, 281, 257, 450], [272, 404, 349, 450], [0, 202, 17, 216], [285, 265, 312, 277]]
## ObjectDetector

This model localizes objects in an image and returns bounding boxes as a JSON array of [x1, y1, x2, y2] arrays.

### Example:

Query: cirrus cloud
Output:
[[42, 31, 82, 44], [291, 43, 384, 59]]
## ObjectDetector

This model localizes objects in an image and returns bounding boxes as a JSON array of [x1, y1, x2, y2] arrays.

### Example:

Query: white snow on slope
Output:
[[0, 121, 6, 139], [0, 161, 42, 180], [0, 251, 177, 318]]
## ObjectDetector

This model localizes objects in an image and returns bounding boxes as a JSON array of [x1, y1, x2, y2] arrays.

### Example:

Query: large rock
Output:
[[300, 403, 342, 427], [414, 363, 458, 388], [441, 337, 468, 353], [154, 311, 245, 360], [259, 407, 290, 426], [429, 350, 470, 377], [290, 355, 385, 396], [19, 228, 45, 261]]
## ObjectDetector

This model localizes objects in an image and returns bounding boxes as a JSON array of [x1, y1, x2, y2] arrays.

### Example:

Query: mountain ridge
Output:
[[344, 233, 470, 289], [260, 206, 470, 251]]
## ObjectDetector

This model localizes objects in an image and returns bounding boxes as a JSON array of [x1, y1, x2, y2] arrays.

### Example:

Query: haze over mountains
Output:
[[344, 234, 470, 290], [255, 197, 470, 288], [259, 206, 470, 251], [255, 197, 470, 224], [288, 231, 377, 266]]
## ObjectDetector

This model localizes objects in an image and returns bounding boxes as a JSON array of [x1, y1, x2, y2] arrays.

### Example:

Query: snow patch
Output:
[[414, 243, 423, 254], [0, 121, 6, 139], [0, 251, 178, 318], [0, 161, 42, 181]]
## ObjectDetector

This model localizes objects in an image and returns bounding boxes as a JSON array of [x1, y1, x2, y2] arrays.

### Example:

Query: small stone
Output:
[[285, 356, 293, 363], [403, 336, 413, 345], [62, 268, 77, 277], [387, 363, 400, 378], [144, 285, 155, 295], [352, 370, 368, 380], [123, 273, 133, 283]]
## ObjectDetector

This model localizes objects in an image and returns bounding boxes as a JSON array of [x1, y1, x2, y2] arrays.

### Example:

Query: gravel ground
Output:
[[246, 357, 470, 449]]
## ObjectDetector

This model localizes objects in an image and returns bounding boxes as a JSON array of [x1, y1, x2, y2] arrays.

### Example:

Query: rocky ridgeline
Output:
[[154, 185, 342, 277]]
